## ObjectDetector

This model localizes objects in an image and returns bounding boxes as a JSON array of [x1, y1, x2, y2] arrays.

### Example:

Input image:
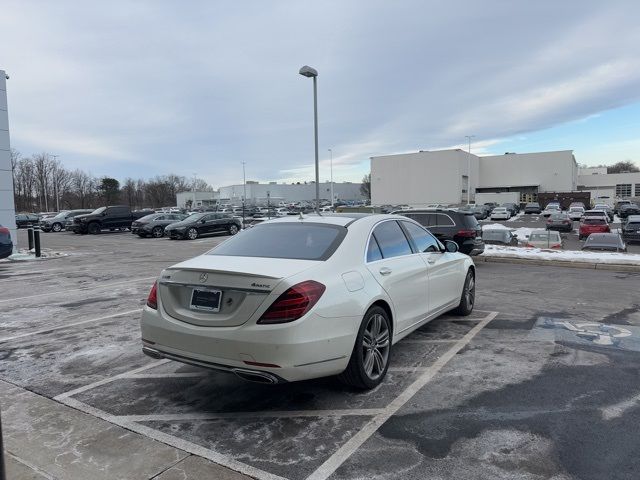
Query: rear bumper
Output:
[[459, 238, 485, 256], [622, 232, 640, 242], [140, 305, 357, 383], [546, 224, 573, 232], [0, 244, 12, 259]]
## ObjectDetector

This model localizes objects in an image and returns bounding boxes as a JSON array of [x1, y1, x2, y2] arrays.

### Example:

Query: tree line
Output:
[[10, 150, 213, 213]]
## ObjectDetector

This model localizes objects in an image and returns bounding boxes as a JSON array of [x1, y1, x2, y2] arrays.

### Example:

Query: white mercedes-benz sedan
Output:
[[141, 213, 475, 389]]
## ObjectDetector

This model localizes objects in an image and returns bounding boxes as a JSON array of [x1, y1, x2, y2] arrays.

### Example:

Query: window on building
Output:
[[616, 184, 632, 198], [635, 184, 640, 196]]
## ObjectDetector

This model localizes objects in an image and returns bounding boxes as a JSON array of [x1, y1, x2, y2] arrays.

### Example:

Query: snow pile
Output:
[[507, 212, 525, 222], [481, 223, 534, 243], [0, 249, 68, 262], [481, 245, 640, 265]]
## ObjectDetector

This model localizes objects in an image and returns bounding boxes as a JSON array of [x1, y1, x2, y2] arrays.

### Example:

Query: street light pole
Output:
[[242, 161, 247, 226], [299, 65, 320, 214], [328, 148, 334, 209], [465, 135, 475, 205], [192, 172, 197, 210]]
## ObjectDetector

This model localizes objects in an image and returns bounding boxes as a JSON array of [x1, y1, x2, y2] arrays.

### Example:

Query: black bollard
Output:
[[34, 227, 41, 258], [27, 226, 34, 250], [0, 409, 5, 480]]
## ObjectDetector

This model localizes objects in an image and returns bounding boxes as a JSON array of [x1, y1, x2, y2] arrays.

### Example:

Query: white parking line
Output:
[[0, 276, 155, 303], [306, 310, 498, 480], [0, 308, 143, 343], [399, 339, 457, 344], [116, 409, 385, 423]]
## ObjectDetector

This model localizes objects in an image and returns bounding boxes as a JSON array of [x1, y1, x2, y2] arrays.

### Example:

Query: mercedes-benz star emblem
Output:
[[199, 272, 208, 283]]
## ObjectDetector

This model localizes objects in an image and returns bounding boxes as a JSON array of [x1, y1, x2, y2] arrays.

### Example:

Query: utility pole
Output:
[[242, 162, 247, 226], [51, 154, 60, 211], [192, 173, 197, 210], [328, 148, 334, 209], [465, 135, 475, 205]]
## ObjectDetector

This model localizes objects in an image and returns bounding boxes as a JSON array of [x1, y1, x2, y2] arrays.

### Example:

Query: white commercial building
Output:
[[176, 181, 364, 208], [371, 149, 578, 207], [0, 70, 17, 249], [577, 168, 640, 203]]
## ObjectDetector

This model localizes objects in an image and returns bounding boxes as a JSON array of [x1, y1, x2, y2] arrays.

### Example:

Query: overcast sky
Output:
[[2, 0, 639, 188]]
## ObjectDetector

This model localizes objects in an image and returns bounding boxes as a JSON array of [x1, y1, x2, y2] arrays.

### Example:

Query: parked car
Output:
[[569, 202, 586, 210], [568, 206, 585, 221], [546, 201, 562, 210], [546, 213, 573, 232], [0, 224, 13, 259], [582, 210, 610, 222], [615, 200, 633, 215], [71, 206, 149, 234], [501, 203, 520, 216], [15, 214, 40, 228], [482, 229, 518, 246], [579, 217, 610, 240], [40, 209, 93, 232], [483, 203, 499, 214], [592, 204, 614, 222], [525, 230, 563, 249], [524, 202, 542, 214], [397, 208, 484, 256], [140, 214, 476, 389], [165, 212, 242, 240], [472, 205, 488, 220], [132, 213, 189, 238], [618, 203, 640, 219], [490, 207, 511, 220], [621, 215, 640, 243], [542, 205, 561, 217], [582, 233, 627, 252]]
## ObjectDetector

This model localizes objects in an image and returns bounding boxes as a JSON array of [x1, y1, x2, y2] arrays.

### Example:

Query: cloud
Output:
[[1, 0, 639, 186]]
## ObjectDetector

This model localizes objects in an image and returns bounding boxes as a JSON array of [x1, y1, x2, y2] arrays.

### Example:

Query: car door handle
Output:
[[427, 258, 436, 265], [379, 267, 392, 276]]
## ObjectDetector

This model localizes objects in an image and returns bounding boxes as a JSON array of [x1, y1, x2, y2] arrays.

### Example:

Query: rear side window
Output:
[[402, 212, 431, 227], [460, 214, 479, 228], [401, 221, 440, 253], [432, 214, 455, 227], [366, 236, 383, 262], [209, 223, 345, 260], [371, 221, 413, 259]]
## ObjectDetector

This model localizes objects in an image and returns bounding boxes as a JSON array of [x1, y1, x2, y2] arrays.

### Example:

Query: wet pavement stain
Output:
[[373, 344, 640, 480]]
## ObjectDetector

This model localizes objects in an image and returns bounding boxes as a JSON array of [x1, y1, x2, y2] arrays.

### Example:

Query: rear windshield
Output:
[[530, 232, 560, 241], [483, 231, 508, 241], [208, 223, 346, 260], [584, 218, 606, 225]]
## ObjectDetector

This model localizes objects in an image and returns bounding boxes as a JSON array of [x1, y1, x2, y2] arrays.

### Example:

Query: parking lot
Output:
[[3, 229, 640, 480], [480, 212, 640, 253]]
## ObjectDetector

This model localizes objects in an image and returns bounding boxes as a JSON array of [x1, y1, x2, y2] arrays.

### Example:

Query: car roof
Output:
[[626, 215, 640, 221]]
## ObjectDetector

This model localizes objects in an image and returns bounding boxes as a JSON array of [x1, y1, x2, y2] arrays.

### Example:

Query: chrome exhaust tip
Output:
[[142, 346, 164, 359], [232, 368, 279, 384]]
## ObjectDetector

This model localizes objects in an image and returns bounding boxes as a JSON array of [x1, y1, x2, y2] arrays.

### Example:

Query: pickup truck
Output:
[[71, 206, 151, 234]]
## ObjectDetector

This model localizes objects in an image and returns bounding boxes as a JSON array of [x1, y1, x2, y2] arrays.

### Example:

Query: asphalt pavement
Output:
[[2, 229, 640, 480]]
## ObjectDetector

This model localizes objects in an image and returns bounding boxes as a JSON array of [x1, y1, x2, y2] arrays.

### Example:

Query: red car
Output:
[[579, 217, 610, 240]]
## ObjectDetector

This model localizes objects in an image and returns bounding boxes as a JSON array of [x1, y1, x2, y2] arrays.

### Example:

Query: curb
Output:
[[477, 255, 640, 272]]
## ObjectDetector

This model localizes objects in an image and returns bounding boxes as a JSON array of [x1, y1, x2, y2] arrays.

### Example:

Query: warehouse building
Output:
[[371, 149, 578, 207], [176, 181, 364, 208], [577, 167, 640, 202]]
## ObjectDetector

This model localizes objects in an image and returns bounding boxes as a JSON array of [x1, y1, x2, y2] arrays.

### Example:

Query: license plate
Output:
[[190, 288, 222, 312]]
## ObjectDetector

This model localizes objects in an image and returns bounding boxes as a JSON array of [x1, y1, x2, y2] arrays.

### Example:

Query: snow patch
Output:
[[481, 245, 640, 265], [0, 249, 69, 262]]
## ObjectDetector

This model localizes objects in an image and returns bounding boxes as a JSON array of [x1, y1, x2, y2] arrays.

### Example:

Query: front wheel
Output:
[[338, 306, 391, 389], [228, 224, 239, 235], [52, 223, 62, 232], [186, 227, 198, 240], [453, 269, 475, 316], [151, 226, 164, 238], [87, 223, 100, 235]]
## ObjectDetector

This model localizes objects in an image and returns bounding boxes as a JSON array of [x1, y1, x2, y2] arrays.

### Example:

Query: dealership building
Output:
[[0, 70, 16, 250], [371, 149, 638, 206], [176, 181, 365, 208]]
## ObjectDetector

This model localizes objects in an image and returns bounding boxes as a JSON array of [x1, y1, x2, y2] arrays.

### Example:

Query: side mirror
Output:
[[200, 219, 206, 223], [444, 240, 459, 253], [102, 212, 107, 216]]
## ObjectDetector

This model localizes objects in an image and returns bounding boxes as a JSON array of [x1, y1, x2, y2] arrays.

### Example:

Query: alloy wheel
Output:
[[152, 226, 164, 238], [229, 225, 238, 235], [465, 275, 475, 309], [362, 313, 390, 381], [187, 228, 198, 240], [52, 223, 62, 232]]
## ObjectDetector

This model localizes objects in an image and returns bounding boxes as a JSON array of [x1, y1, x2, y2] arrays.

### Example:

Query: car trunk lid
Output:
[[158, 255, 319, 327]]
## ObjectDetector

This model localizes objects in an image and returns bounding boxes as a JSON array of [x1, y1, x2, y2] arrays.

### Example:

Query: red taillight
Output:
[[257, 280, 325, 324], [551, 244, 562, 249], [456, 229, 477, 238], [147, 281, 158, 309], [525, 243, 534, 247], [0, 226, 9, 235]]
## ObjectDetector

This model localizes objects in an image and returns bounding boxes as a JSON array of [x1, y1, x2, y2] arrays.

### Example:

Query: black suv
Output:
[[396, 208, 484, 256], [165, 212, 242, 240]]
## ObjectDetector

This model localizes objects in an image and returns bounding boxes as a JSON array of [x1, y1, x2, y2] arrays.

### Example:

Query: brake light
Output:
[[456, 229, 477, 238], [551, 244, 562, 249], [525, 243, 534, 247], [258, 280, 325, 324], [0, 226, 9, 235], [147, 281, 158, 309]]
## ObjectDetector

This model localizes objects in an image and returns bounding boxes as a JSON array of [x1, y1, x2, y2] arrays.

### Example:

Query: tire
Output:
[[228, 224, 239, 235], [453, 269, 475, 316], [151, 226, 164, 238], [52, 222, 62, 232], [186, 227, 198, 240], [338, 306, 391, 390], [87, 223, 100, 235]]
